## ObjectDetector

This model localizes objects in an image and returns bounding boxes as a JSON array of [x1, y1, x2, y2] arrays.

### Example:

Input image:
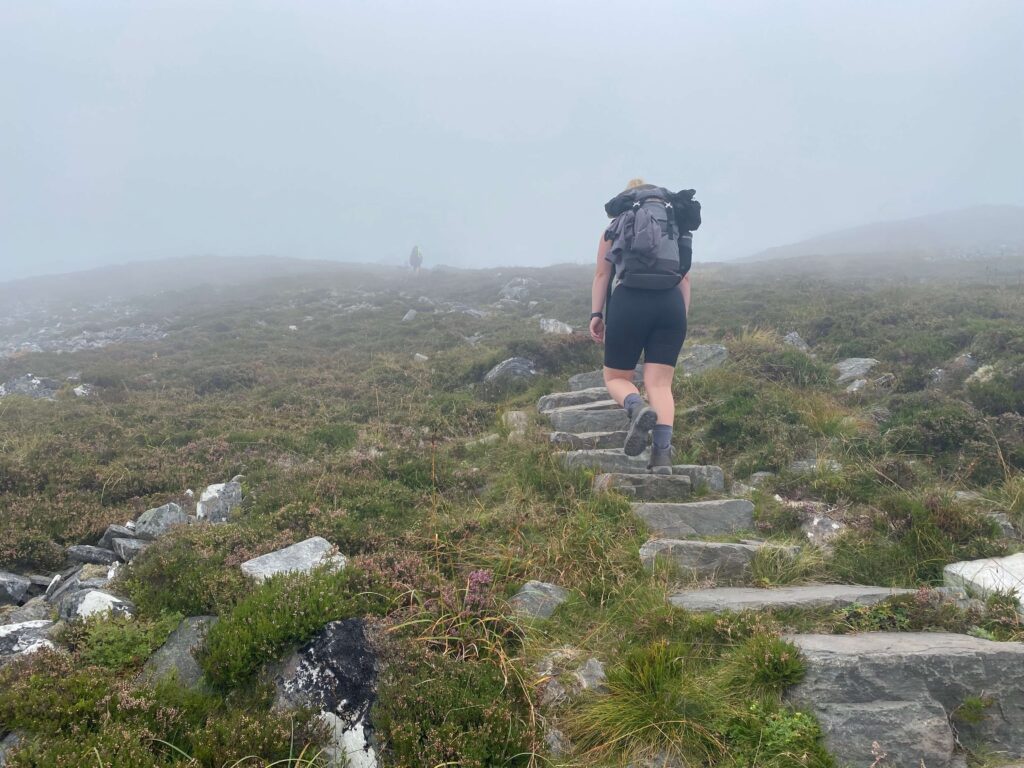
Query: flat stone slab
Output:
[[594, 473, 692, 501], [240, 536, 346, 582], [669, 584, 914, 613], [58, 589, 135, 620], [634, 499, 754, 537], [944, 553, 1024, 609], [640, 539, 761, 581], [138, 615, 217, 689], [509, 580, 569, 619], [98, 524, 137, 550], [834, 357, 880, 385], [112, 537, 150, 562], [786, 632, 1024, 768], [67, 544, 118, 565], [561, 451, 724, 490], [550, 431, 627, 450], [537, 387, 612, 413], [546, 402, 628, 434]]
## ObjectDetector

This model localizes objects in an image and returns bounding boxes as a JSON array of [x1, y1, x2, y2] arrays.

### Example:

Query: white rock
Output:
[[240, 537, 346, 582], [413, 353, 429, 363], [944, 553, 1024, 609], [540, 318, 573, 335], [401, 309, 417, 322]]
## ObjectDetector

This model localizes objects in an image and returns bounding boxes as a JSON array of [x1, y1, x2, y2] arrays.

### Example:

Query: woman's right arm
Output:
[[590, 235, 613, 342], [681, 272, 691, 316]]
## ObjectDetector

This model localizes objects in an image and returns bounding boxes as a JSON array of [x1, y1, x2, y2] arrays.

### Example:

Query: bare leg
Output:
[[603, 366, 640, 407], [643, 363, 675, 426]]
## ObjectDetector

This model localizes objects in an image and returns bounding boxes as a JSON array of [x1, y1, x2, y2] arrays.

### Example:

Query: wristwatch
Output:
[[590, 311, 603, 320]]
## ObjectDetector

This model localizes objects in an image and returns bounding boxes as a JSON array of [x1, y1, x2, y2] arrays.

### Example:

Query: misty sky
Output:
[[2, 1, 1023, 281]]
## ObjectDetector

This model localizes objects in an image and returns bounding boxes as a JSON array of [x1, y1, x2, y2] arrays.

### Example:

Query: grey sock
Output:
[[652, 424, 672, 450], [624, 393, 643, 418]]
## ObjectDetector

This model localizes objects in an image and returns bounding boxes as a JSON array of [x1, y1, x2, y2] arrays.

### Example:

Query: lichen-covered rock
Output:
[[112, 537, 150, 562], [783, 331, 810, 352], [97, 523, 137, 550], [677, 344, 729, 376], [272, 619, 378, 768], [944, 553, 1024, 610], [196, 479, 242, 522], [240, 537, 345, 582], [483, 357, 538, 394], [633, 499, 754, 538], [58, 589, 134, 621], [510, 581, 569, 619], [0, 572, 31, 606], [138, 615, 217, 689], [135, 502, 188, 539], [0, 620, 55, 663], [834, 357, 879, 385], [540, 318, 573, 335]]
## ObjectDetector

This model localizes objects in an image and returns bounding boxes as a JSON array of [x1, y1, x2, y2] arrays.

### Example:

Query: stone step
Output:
[[594, 473, 692, 501], [943, 552, 1024, 610], [669, 584, 914, 613], [546, 404, 628, 433], [785, 632, 1024, 768], [633, 499, 754, 537], [568, 367, 642, 391], [562, 451, 725, 492], [550, 431, 626, 450], [640, 539, 796, 582], [537, 387, 612, 413]]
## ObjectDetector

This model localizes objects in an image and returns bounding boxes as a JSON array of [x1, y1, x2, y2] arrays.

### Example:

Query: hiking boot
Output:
[[623, 405, 657, 457], [648, 444, 673, 474]]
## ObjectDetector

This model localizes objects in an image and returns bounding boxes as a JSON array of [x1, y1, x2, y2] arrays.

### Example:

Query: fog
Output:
[[2, 0, 1022, 281]]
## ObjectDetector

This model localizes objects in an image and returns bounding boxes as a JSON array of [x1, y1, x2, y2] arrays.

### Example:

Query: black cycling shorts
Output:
[[604, 285, 687, 370]]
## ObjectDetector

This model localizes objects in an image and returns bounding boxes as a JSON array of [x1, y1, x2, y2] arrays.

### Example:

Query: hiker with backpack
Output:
[[409, 245, 423, 273], [588, 179, 699, 473]]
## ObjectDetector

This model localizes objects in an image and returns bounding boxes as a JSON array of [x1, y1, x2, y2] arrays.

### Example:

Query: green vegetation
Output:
[[1, 261, 1022, 765]]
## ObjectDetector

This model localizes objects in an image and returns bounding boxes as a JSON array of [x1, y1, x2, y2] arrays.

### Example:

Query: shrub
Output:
[[201, 565, 392, 689], [724, 702, 835, 768], [716, 634, 805, 705], [373, 643, 533, 768], [968, 368, 1024, 416], [59, 611, 182, 671]]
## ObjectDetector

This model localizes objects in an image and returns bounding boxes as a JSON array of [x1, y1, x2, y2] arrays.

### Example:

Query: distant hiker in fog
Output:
[[589, 178, 700, 473], [409, 245, 423, 273]]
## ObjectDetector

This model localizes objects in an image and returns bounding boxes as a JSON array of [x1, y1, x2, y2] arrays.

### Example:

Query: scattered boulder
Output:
[[788, 458, 842, 475], [967, 364, 997, 385], [0, 620, 55, 663], [535, 649, 608, 708], [466, 433, 500, 449], [412, 353, 429, 363], [844, 378, 867, 393], [0, 572, 31, 606], [748, 471, 776, 487], [499, 277, 537, 301], [0, 731, 22, 765], [0, 374, 61, 400], [401, 309, 417, 322], [786, 632, 1024, 768], [510, 581, 569, 619], [5, 596, 51, 623], [633, 500, 754, 538], [783, 331, 810, 352], [834, 357, 880, 385], [944, 553, 1024, 609], [670, 585, 912, 613], [272, 619, 378, 768], [98, 524, 137, 550], [138, 615, 217, 689], [196, 478, 243, 522], [135, 502, 188, 539], [482, 357, 538, 395], [112, 537, 149, 562], [58, 589, 134, 621], [66, 544, 118, 566], [240, 537, 345, 583], [540, 318, 573, 335], [678, 344, 729, 376]]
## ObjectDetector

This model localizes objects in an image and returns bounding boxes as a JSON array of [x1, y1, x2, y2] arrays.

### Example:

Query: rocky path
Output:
[[515, 364, 1024, 768]]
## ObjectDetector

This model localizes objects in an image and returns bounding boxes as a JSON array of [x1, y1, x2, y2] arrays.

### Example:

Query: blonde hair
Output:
[[626, 177, 646, 189]]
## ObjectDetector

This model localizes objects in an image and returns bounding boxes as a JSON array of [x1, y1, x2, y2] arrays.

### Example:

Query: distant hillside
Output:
[[0, 255, 391, 309], [746, 205, 1024, 263]]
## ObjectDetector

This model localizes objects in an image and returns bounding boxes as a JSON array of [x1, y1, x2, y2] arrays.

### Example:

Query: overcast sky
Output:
[[2, 1, 1022, 281]]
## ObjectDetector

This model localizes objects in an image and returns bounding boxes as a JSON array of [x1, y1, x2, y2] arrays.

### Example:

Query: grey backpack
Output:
[[604, 186, 682, 290]]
